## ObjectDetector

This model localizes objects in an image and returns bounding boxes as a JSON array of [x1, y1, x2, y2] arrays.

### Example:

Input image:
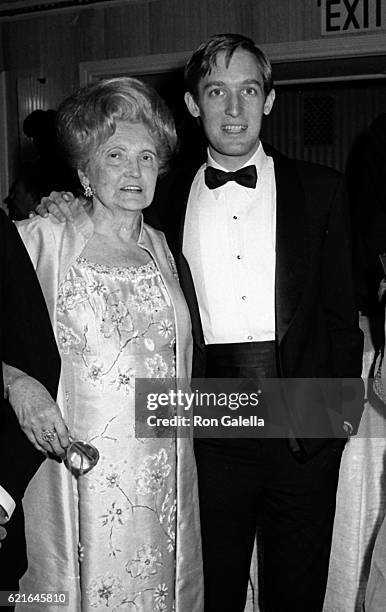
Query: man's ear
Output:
[[263, 89, 275, 116], [184, 92, 201, 118]]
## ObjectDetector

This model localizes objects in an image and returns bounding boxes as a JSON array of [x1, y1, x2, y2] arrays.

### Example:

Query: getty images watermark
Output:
[[146, 387, 265, 429], [135, 377, 367, 439]]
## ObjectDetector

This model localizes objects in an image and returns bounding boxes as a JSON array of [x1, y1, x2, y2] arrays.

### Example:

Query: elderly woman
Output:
[[15, 77, 202, 612]]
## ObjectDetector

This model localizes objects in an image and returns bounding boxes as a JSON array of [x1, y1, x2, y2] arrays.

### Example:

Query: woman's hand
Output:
[[7, 373, 69, 458], [33, 191, 76, 223]]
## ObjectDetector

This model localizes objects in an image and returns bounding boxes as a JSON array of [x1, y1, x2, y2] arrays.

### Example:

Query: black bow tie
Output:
[[205, 165, 257, 190]]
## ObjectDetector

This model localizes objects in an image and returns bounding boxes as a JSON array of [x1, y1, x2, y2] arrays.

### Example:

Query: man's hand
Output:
[[0, 506, 8, 548], [33, 191, 76, 223], [8, 374, 69, 458]]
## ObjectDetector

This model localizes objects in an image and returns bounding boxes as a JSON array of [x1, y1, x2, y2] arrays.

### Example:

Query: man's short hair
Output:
[[185, 33, 274, 101]]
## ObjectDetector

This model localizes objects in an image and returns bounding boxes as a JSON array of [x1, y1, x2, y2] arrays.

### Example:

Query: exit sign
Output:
[[321, 0, 384, 34]]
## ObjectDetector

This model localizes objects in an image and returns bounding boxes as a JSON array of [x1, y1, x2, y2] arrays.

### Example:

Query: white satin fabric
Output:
[[15, 203, 203, 612]]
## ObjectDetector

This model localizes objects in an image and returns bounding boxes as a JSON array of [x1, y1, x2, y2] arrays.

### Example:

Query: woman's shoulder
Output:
[[14, 215, 62, 268], [16, 213, 62, 241], [17, 199, 92, 240], [142, 221, 169, 246]]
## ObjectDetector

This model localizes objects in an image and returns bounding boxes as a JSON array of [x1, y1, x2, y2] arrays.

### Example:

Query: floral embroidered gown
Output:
[[56, 256, 177, 612]]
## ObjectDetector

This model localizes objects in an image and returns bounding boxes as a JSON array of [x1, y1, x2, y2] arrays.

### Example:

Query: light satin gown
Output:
[[27, 256, 178, 612]]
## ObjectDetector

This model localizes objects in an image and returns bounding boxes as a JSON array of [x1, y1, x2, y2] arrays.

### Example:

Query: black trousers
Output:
[[194, 341, 344, 612]]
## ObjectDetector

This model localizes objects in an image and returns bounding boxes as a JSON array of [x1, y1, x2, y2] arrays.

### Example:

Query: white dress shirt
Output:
[[183, 143, 276, 345]]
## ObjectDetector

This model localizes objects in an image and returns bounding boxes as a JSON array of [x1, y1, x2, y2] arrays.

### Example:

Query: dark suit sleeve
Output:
[[0, 210, 60, 502], [320, 176, 364, 431], [321, 176, 363, 377]]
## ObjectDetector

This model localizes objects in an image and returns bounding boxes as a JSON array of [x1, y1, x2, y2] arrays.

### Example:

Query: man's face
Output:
[[185, 48, 275, 170]]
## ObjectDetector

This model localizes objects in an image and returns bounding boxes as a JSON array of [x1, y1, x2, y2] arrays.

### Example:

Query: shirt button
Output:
[[242, 295, 247, 301], [233, 215, 238, 220], [247, 335, 253, 340], [236, 255, 241, 260]]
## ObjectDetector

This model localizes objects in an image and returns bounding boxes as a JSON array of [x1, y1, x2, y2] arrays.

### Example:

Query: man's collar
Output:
[[206, 142, 268, 176]]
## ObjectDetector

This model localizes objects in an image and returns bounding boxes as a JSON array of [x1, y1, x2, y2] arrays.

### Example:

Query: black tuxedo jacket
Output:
[[149, 145, 364, 458], [0, 209, 60, 583]]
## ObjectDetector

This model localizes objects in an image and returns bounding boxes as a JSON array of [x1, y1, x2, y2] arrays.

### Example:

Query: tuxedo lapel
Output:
[[174, 177, 192, 254], [272, 150, 309, 345], [158, 164, 198, 255], [156, 164, 206, 354]]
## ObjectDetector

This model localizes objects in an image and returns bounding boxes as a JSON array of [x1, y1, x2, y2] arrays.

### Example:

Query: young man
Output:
[[37, 33, 363, 612], [155, 33, 363, 612]]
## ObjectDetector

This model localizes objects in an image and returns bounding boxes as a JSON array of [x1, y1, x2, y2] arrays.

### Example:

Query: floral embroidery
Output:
[[158, 320, 174, 338], [55, 258, 179, 604], [166, 500, 176, 552], [56, 322, 80, 354], [101, 501, 127, 526], [126, 544, 163, 579], [130, 280, 166, 316], [86, 574, 124, 607], [84, 360, 105, 385], [169, 359, 176, 378], [154, 583, 168, 603], [89, 280, 107, 295], [89, 460, 127, 494], [101, 300, 134, 338], [78, 542, 85, 563], [135, 449, 172, 496], [145, 354, 169, 378], [167, 254, 179, 282], [57, 276, 88, 313], [111, 366, 135, 394], [159, 489, 172, 523]]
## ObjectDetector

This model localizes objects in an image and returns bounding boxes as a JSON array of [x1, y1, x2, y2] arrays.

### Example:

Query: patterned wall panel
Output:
[[262, 81, 386, 172]]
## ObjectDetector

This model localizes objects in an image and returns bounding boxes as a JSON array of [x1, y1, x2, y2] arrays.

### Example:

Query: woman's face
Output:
[[79, 121, 159, 213]]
